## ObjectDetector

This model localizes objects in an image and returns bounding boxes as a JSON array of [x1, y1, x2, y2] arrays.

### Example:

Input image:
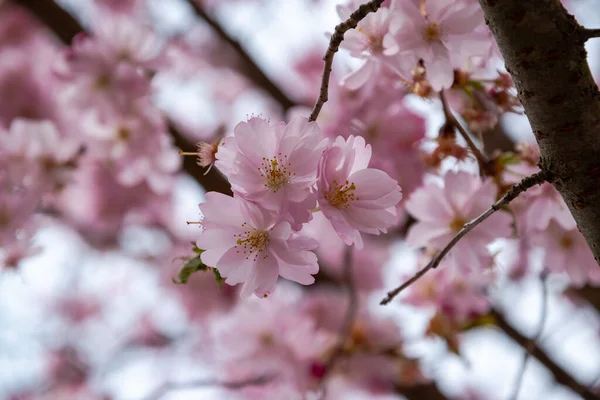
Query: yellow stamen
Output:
[[327, 179, 358, 209]]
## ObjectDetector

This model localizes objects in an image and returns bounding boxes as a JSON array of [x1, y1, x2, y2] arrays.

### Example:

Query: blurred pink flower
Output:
[[317, 135, 402, 249], [406, 170, 512, 273], [197, 193, 319, 298], [533, 220, 600, 287]]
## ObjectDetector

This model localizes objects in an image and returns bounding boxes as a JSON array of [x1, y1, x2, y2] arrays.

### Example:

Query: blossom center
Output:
[[234, 223, 270, 261], [423, 22, 441, 42], [260, 154, 293, 192], [449, 217, 466, 232], [117, 127, 130, 141], [327, 179, 357, 209], [560, 235, 573, 249]]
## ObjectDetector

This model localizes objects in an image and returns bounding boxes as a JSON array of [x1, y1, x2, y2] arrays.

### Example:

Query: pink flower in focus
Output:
[[317, 135, 402, 249], [533, 221, 600, 287], [216, 117, 327, 229], [406, 170, 512, 273], [384, 0, 487, 91], [197, 193, 319, 298]]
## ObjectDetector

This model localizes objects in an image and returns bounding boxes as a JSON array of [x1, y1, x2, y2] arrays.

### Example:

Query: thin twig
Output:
[[308, 0, 385, 122], [581, 27, 600, 41], [139, 374, 275, 400], [380, 170, 549, 305], [440, 90, 491, 175], [508, 274, 548, 400]]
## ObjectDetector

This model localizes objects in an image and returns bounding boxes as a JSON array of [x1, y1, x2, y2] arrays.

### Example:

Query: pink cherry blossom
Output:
[[317, 135, 402, 249], [197, 192, 319, 298], [209, 287, 336, 397], [91, 16, 167, 70], [406, 170, 512, 273], [533, 220, 600, 287], [215, 117, 327, 229], [405, 258, 492, 320], [336, 0, 408, 90], [384, 0, 488, 91]]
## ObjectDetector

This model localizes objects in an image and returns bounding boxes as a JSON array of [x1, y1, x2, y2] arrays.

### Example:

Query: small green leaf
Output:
[[211, 267, 223, 287], [172, 255, 207, 284], [497, 152, 521, 165]]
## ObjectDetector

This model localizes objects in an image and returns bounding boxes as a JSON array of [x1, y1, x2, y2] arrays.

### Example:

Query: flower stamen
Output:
[[327, 179, 357, 209], [259, 153, 294, 192], [234, 223, 270, 261]]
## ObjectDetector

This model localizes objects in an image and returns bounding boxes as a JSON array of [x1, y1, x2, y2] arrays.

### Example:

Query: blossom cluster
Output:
[[339, 0, 492, 92], [196, 117, 402, 297]]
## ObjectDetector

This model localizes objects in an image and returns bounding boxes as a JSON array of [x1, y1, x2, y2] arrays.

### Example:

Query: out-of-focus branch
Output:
[[440, 90, 491, 175], [12, 0, 83, 44], [508, 275, 548, 400], [491, 308, 600, 400], [317, 248, 357, 399], [12, 0, 232, 195], [309, 0, 385, 121], [187, 0, 296, 111], [380, 170, 549, 305]]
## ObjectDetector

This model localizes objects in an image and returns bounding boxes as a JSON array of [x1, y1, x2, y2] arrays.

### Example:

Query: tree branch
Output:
[[508, 274, 548, 400], [317, 248, 357, 399], [478, 0, 600, 264], [308, 0, 385, 122], [440, 90, 491, 175], [380, 170, 549, 305], [187, 0, 296, 111], [581, 27, 600, 41], [491, 308, 600, 400]]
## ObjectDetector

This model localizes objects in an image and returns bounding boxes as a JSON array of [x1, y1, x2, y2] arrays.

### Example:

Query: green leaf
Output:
[[211, 267, 223, 287], [172, 254, 208, 284], [497, 152, 521, 165]]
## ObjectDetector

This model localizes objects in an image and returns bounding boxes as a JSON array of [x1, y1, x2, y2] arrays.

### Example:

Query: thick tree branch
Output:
[[491, 308, 600, 400], [479, 0, 600, 264], [581, 28, 600, 41], [380, 170, 549, 305], [309, 0, 385, 122], [187, 0, 296, 111], [11, 0, 232, 195]]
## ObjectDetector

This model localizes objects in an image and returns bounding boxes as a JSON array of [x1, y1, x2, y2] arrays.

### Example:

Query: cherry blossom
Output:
[[197, 192, 319, 298], [533, 220, 600, 287], [317, 135, 402, 249], [384, 0, 488, 91], [216, 117, 327, 229], [406, 170, 512, 273]]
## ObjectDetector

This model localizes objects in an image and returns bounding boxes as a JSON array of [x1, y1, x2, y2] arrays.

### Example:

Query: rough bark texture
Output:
[[479, 0, 600, 262]]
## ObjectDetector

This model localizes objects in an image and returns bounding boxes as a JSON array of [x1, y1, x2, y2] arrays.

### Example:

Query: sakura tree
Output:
[[2, 0, 600, 399]]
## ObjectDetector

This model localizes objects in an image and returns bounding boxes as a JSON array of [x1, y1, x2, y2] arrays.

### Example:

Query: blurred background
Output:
[[1, 0, 600, 399]]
